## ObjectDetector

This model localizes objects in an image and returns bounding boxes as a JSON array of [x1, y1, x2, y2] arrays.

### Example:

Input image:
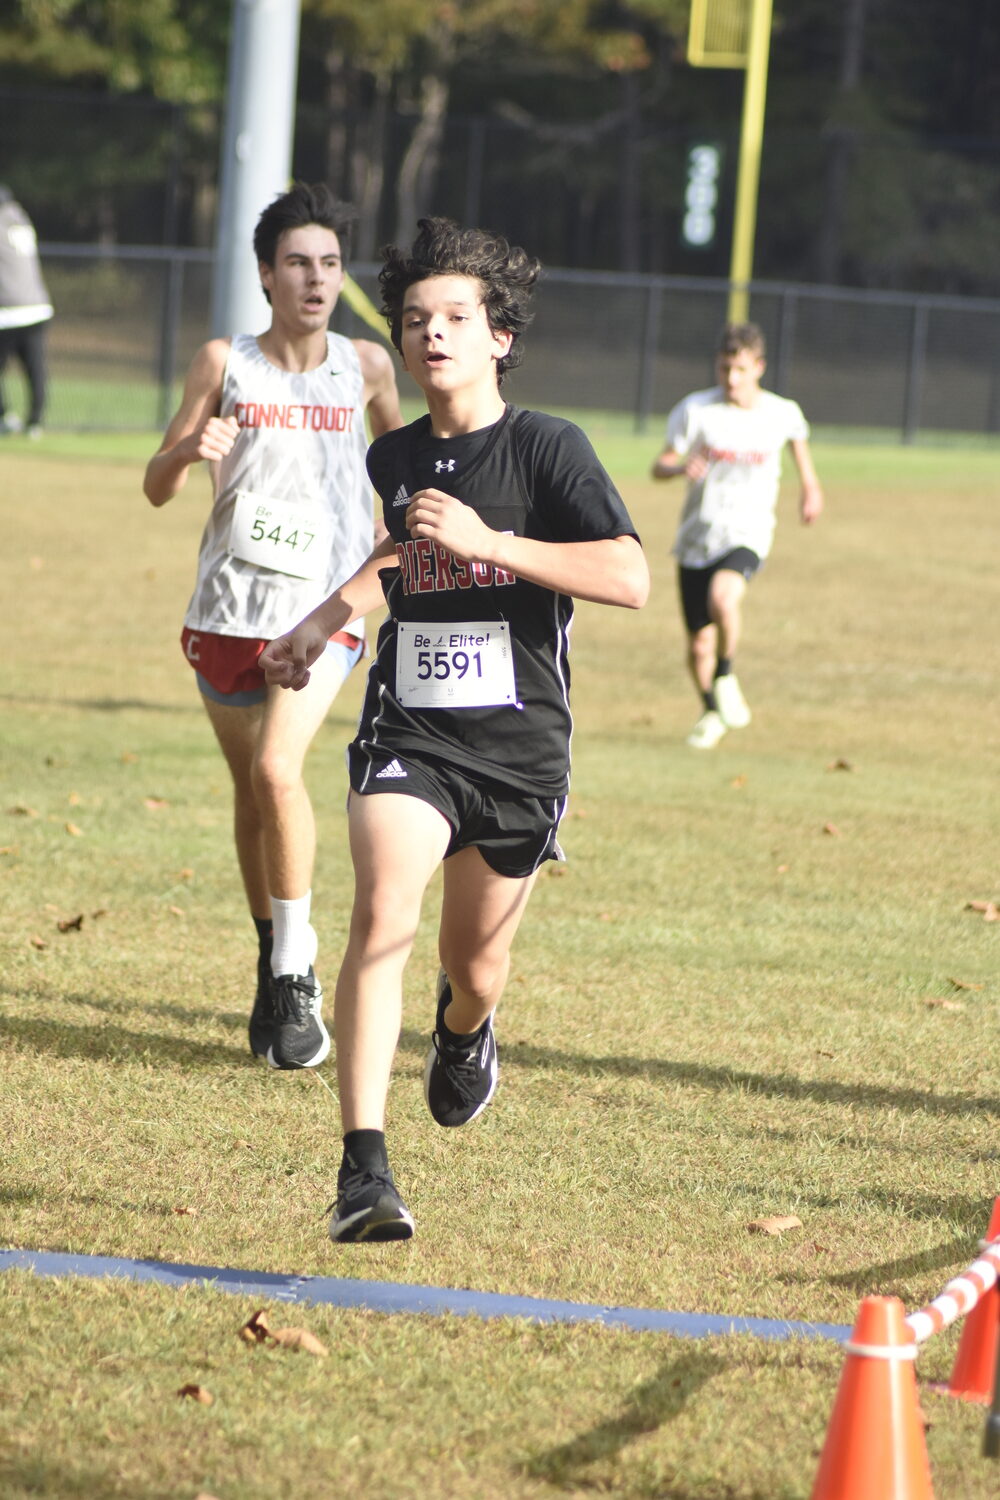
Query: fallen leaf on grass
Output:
[[121, 751, 138, 764], [91, 908, 109, 920], [730, 774, 747, 789], [193, 1494, 222, 1500], [238, 1308, 327, 1356], [924, 997, 964, 1011], [815, 1049, 834, 1058], [57, 914, 84, 933], [826, 758, 853, 772], [239, 1309, 273, 1344], [29, 934, 47, 950], [268, 1327, 329, 1356], [965, 900, 1000, 922], [177, 1383, 214, 1405], [67, 791, 82, 806], [947, 977, 984, 991], [821, 822, 841, 837], [747, 1214, 803, 1236], [143, 797, 169, 811], [172, 1206, 197, 1217], [179, 868, 194, 880], [0, 845, 19, 856], [65, 822, 83, 837], [7, 805, 38, 818], [168, 905, 185, 917], [776, 863, 789, 874]]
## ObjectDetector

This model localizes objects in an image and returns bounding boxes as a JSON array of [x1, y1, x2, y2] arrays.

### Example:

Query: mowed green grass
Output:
[[1, 431, 999, 1499]]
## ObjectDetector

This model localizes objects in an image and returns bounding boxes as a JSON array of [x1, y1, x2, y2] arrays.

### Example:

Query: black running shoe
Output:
[[266, 967, 330, 1069], [248, 956, 275, 1059], [328, 1161, 415, 1243], [423, 972, 498, 1127]]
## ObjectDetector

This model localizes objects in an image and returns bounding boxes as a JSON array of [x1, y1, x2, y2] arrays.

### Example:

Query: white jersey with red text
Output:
[[183, 331, 373, 639], [666, 386, 809, 567]]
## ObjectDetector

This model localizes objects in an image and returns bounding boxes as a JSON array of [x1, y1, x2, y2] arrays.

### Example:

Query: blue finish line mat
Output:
[[0, 1248, 851, 1343]]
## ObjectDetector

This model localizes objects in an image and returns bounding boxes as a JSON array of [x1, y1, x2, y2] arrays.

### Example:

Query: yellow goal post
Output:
[[687, 0, 751, 69], [686, 0, 773, 320]]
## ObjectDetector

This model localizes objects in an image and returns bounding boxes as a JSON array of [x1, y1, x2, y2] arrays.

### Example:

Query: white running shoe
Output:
[[714, 673, 752, 729], [686, 710, 727, 749]]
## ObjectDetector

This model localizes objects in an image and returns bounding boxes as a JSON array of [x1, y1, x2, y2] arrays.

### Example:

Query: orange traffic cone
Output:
[[810, 1295, 933, 1500], [947, 1198, 1000, 1403]]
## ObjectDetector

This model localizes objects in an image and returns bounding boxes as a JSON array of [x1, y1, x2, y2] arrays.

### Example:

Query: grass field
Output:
[[2, 428, 999, 1499]]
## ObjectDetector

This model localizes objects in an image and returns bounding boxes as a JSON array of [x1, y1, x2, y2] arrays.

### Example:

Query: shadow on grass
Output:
[[0, 1014, 242, 1070], [815, 1234, 984, 1296], [0, 1456, 162, 1500], [518, 1345, 725, 1488], [395, 1029, 1000, 1121], [0, 691, 198, 715], [56, 989, 246, 1031], [2, 984, 245, 1032], [0, 1183, 40, 1206]]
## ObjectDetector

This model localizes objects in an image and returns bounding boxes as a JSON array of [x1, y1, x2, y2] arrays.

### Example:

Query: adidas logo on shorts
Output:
[[392, 484, 409, 508], [375, 758, 408, 780]]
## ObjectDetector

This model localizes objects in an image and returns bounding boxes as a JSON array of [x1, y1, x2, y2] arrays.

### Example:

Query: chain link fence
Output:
[[23, 243, 1000, 442]]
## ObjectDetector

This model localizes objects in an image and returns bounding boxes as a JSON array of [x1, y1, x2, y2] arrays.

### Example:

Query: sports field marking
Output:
[[0, 1248, 851, 1343]]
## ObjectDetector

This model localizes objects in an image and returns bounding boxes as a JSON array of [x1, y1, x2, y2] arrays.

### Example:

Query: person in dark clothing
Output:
[[261, 218, 649, 1243]]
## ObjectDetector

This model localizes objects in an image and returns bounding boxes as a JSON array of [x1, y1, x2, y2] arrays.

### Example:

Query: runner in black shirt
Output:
[[262, 218, 649, 1242]]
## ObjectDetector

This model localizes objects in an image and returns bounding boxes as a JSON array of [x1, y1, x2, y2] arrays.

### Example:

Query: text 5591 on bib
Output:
[[395, 621, 517, 709]]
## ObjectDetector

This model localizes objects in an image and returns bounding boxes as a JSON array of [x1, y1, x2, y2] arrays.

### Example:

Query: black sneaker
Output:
[[328, 1161, 415, 1243], [248, 956, 275, 1059], [423, 972, 498, 1127], [266, 967, 330, 1070]]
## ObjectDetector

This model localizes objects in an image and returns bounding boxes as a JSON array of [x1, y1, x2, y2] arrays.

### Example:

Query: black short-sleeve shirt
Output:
[[354, 404, 639, 796]]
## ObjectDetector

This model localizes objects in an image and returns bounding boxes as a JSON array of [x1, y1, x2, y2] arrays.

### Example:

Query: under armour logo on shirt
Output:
[[434, 459, 456, 473]]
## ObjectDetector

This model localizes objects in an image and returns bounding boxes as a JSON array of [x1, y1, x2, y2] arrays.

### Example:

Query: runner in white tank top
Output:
[[184, 330, 373, 641], [144, 183, 403, 1069]]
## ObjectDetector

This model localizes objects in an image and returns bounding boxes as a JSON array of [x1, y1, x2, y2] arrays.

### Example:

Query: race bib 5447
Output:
[[228, 490, 331, 580]]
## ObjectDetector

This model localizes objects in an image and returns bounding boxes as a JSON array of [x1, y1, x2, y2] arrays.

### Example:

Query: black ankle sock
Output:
[[715, 657, 732, 679], [702, 688, 719, 713], [343, 1129, 388, 1173], [254, 916, 273, 963]]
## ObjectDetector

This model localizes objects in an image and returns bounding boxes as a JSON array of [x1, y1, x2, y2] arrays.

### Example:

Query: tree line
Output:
[[2, 0, 999, 294]]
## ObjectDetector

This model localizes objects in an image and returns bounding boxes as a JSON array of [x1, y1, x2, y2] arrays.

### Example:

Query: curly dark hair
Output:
[[253, 182, 357, 299], [378, 217, 541, 387]]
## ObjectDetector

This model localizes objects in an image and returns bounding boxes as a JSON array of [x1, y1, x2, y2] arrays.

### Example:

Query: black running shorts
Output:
[[677, 547, 762, 634], [347, 743, 566, 879]]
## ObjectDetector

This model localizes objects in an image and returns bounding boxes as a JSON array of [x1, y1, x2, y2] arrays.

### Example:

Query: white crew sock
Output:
[[270, 892, 318, 978]]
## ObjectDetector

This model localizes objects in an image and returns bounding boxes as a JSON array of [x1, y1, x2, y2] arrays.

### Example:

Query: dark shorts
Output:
[[677, 548, 762, 634], [347, 742, 566, 880], [181, 627, 363, 707]]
